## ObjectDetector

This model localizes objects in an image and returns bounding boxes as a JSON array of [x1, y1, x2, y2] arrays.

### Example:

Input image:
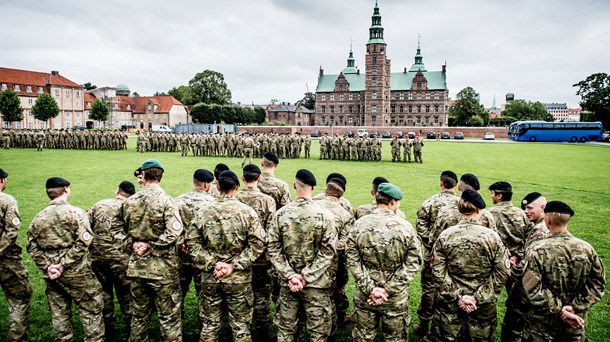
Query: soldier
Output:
[[209, 163, 229, 198], [186, 170, 265, 341], [174, 169, 215, 316], [402, 136, 412, 162], [304, 135, 311, 158], [313, 173, 354, 217], [122, 159, 183, 342], [522, 201, 605, 341], [1, 129, 10, 149], [426, 190, 510, 342], [241, 133, 255, 168], [36, 129, 45, 151], [355, 176, 407, 220], [0, 168, 32, 342], [413, 133, 424, 163], [390, 136, 401, 162], [235, 164, 277, 341], [413, 170, 460, 336], [258, 152, 291, 210], [347, 182, 420, 341], [27, 177, 105, 342], [180, 133, 190, 156], [134, 167, 144, 188], [267, 169, 337, 342], [88, 181, 136, 337]]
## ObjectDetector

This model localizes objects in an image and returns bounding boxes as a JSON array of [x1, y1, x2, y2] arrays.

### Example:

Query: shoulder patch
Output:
[[172, 220, 182, 231], [504, 258, 511, 269], [259, 227, 266, 239], [82, 231, 92, 241], [11, 216, 21, 227]]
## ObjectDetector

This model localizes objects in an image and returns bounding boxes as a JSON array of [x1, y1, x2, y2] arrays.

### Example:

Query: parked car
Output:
[[72, 125, 87, 130], [483, 132, 495, 140], [310, 131, 321, 137], [357, 129, 369, 138], [369, 131, 379, 138], [394, 131, 404, 138], [382, 131, 392, 138], [441, 132, 451, 139], [407, 131, 416, 139], [344, 131, 354, 138], [454, 132, 464, 140], [426, 131, 436, 139]]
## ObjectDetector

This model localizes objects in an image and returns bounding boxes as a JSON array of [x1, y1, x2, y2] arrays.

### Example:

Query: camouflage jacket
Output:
[[27, 200, 94, 277], [0, 192, 24, 258], [267, 197, 337, 288], [487, 201, 529, 261], [87, 195, 129, 263], [122, 184, 183, 280], [313, 192, 354, 217], [355, 201, 406, 221], [416, 191, 459, 257], [319, 196, 354, 251], [186, 195, 265, 283], [175, 188, 214, 228], [431, 218, 510, 304], [236, 187, 276, 266], [346, 207, 421, 296], [209, 180, 220, 197], [258, 172, 291, 209]]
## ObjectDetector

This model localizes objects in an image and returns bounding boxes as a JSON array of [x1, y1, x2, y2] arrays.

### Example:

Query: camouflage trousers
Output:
[[0, 257, 32, 342], [403, 150, 411, 162], [274, 287, 333, 342], [92, 260, 131, 335], [252, 264, 272, 334], [242, 148, 253, 167], [414, 150, 423, 163], [179, 259, 202, 317], [501, 277, 529, 342], [524, 312, 587, 342], [425, 299, 497, 342], [351, 288, 410, 342], [333, 253, 349, 320], [129, 278, 182, 342], [45, 272, 105, 342], [417, 260, 436, 321], [199, 282, 253, 342]]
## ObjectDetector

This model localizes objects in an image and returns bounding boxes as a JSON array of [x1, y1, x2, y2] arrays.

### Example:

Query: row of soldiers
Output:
[[0, 128, 128, 151], [0, 154, 605, 341], [390, 133, 425, 163], [319, 134, 384, 161]]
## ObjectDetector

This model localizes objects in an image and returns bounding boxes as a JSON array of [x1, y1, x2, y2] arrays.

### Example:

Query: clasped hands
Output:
[[132, 241, 150, 257], [458, 295, 478, 313], [213, 262, 234, 281], [288, 274, 306, 292], [47, 264, 64, 280], [560, 305, 585, 330], [367, 287, 389, 306]]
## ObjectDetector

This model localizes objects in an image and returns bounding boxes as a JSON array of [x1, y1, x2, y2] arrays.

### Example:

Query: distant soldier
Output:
[[304, 135, 311, 158], [0, 168, 32, 342], [27, 177, 104, 342], [413, 133, 424, 163], [402, 137, 412, 162], [36, 130, 45, 151], [390, 136, 401, 162], [180, 133, 190, 156], [2, 129, 10, 149], [88, 181, 136, 336], [242, 133, 255, 168], [522, 201, 605, 341], [186, 170, 265, 341], [267, 169, 337, 342]]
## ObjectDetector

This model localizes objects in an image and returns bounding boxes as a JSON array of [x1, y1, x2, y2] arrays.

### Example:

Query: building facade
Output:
[[315, 3, 449, 127], [266, 102, 315, 126]]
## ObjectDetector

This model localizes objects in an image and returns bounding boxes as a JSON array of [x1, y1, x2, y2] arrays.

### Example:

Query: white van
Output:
[[357, 129, 368, 138], [151, 125, 173, 133]]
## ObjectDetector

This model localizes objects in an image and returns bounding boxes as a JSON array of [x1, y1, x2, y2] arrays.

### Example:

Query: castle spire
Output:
[[367, 1, 385, 44], [409, 36, 427, 72], [343, 41, 358, 74]]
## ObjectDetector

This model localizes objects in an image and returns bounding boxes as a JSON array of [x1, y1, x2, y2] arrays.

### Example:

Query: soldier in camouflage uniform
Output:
[[180, 133, 190, 156], [209, 163, 230, 198], [355, 176, 407, 220], [0, 168, 32, 342], [522, 201, 605, 342], [426, 190, 510, 342], [390, 136, 401, 162], [174, 169, 215, 316], [27, 177, 104, 342], [122, 160, 183, 342], [241, 133, 255, 168], [313, 173, 354, 217], [36, 130, 45, 151], [267, 169, 337, 342], [88, 181, 136, 337], [186, 170, 265, 341], [413, 171, 460, 336], [347, 183, 421, 341], [413, 133, 424, 163], [235, 164, 277, 341], [402, 137, 412, 162], [304, 135, 311, 158]]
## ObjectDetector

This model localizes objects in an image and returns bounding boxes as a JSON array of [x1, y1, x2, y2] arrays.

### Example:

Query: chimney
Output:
[[442, 64, 446, 73], [51, 70, 59, 76]]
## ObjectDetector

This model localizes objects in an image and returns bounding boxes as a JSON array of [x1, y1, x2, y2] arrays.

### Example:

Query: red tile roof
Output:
[[130, 96, 183, 114], [0, 67, 82, 94]]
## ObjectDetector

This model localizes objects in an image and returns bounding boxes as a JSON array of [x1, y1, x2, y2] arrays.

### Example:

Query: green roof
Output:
[[316, 71, 446, 92], [367, 38, 386, 44]]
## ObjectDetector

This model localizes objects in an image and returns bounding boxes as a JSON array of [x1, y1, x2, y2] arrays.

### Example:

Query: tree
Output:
[[153, 91, 168, 96], [448, 87, 488, 126], [189, 70, 232, 105], [82, 82, 97, 91], [253, 106, 266, 125], [31, 93, 60, 124], [501, 99, 552, 121], [89, 99, 109, 126], [573, 73, 610, 128], [168, 85, 194, 105], [299, 92, 315, 110], [0, 90, 23, 124]]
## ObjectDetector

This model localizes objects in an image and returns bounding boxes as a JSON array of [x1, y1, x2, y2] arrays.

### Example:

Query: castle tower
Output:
[[364, 1, 391, 126]]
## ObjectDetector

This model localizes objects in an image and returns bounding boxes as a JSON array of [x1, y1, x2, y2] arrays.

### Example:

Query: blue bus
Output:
[[507, 121, 603, 142]]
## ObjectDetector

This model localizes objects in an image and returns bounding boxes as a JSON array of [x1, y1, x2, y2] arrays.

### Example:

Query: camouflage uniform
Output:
[[313, 192, 354, 217], [346, 207, 421, 342], [522, 232, 605, 341], [0, 191, 32, 342], [413, 136, 424, 163], [258, 172, 291, 210], [267, 197, 337, 342], [355, 201, 406, 220], [186, 195, 265, 342], [235, 187, 277, 339], [402, 138, 412, 162], [430, 202, 497, 245], [242, 136, 255, 168], [426, 218, 510, 342], [123, 184, 183, 342], [27, 199, 104, 342], [390, 137, 401, 162], [88, 194, 132, 336]]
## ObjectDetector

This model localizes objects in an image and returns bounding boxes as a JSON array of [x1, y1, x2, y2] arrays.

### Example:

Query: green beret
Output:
[[378, 183, 403, 200], [141, 159, 164, 171]]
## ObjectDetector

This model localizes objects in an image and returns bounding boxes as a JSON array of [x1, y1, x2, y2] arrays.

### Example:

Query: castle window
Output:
[[408, 105, 412, 113], [417, 93, 422, 100], [349, 106, 353, 113], [339, 94, 344, 101], [330, 94, 335, 101], [372, 57, 377, 65], [330, 106, 335, 113], [391, 105, 395, 113], [372, 92, 377, 100], [408, 93, 413, 100], [371, 79, 377, 86], [426, 105, 430, 113], [348, 94, 353, 101], [426, 94, 430, 100], [321, 106, 326, 113], [400, 105, 404, 113], [372, 105, 377, 113], [399, 92, 404, 100], [320, 94, 326, 101]]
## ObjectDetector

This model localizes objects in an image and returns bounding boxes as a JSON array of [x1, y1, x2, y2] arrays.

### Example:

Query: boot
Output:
[[413, 319, 430, 337]]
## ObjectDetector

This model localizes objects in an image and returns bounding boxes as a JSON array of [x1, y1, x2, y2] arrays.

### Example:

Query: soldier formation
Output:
[[0, 155, 605, 342], [0, 128, 128, 151]]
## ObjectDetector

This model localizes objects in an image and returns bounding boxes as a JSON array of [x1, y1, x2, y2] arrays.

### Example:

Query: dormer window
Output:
[[14, 85, 20, 91]]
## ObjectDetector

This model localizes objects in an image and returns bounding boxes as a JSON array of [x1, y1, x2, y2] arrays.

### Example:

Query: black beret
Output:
[[488, 181, 512, 192], [214, 163, 230, 174], [118, 180, 136, 195], [296, 169, 316, 187], [326, 172, 347, 185], [133, 167, 142, 177], [218, 170, 240, 186], [328, 177, 346, 191], [460, 173, 480, 191], [193, 169, 214, 183], [544, 200, 574, 217], [461, 189, 486, 209], [521, 192, 543, 210], [372, 176, 389, 187], [0, 168, 7, 178], [440, 170, 458, 183], [46, 177, 70, 189], [263, 151, 279, 165], [243, 164, 262, 174]]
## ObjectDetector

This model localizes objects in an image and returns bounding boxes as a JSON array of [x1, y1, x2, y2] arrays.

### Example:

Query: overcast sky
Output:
[[2, 0, 609, 108]]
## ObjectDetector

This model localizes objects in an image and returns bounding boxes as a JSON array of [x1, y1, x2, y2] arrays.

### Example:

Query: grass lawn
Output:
[[0, 137, 608, 341]]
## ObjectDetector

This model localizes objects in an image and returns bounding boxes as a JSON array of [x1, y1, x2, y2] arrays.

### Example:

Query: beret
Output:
[[118, 180, 136, 195], [461, 189, 486, 209], [141, 159, 164, 171], [243, 164, 262, 174], [133, 167, 142, 177], [193, 169, 214, 183], [378, 183, 403, 200], [214, 163, 230, 177], [521, 192, 542, 210], [460, 173, 480, 191], [326, 172, 347, 185], [46, 177, 70, 189], [372, 176, 389, 187], [296, 169, 316, 186], [489, 181, 512, 192], [328, 177, 346, 191], [0, 168, 7, 178], [544, 200, 574, 217], [218, 170, 240, 186], [263, 151, 279, 165], [440, 170, 458, 183]]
